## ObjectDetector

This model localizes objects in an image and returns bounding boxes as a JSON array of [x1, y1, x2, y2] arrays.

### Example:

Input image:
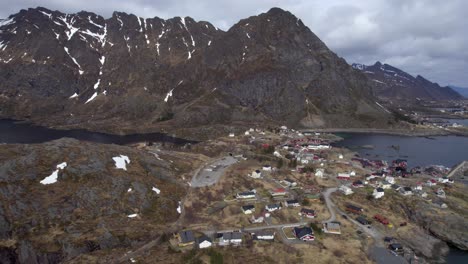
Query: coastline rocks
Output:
[[398, 226, 449, 263], [400, 200, 468, 251]]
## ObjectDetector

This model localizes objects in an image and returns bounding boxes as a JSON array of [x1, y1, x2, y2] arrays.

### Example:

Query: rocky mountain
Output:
[[449, 85, 468, 98], [352, 62, 463, 101], [0, 138, 185, 262], [0, 7, 393, 134]]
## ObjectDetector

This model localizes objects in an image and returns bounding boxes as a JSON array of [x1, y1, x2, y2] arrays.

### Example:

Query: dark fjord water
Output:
[[333, 133, 468, 168], [0, 119, 193, 145]]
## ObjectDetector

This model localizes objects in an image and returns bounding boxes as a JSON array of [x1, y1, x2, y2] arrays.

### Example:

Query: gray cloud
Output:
[[2, 0, 467, 86]]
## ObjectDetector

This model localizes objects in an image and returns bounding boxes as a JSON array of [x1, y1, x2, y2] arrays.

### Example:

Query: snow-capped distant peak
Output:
[[352, 63, 366, 70]]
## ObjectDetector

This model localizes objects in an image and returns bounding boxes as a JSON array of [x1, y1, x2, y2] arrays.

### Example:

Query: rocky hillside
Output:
[[352, 62, 463, 101], [0, 138, 185, 262], [0, 7, 392, 134]]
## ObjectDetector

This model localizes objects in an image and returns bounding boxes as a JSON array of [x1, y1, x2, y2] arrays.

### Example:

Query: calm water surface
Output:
[[0, 119, 194, 145], [333, 133, 468, 168]]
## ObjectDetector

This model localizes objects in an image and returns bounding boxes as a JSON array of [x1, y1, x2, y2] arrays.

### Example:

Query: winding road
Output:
[[320, 188, 405, 264]]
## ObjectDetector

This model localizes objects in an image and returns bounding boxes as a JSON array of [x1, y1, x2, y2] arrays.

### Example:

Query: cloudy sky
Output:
[[2, 0, 468, 87]]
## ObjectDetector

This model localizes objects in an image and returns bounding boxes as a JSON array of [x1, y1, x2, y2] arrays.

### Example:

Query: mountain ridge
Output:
[[352, 62, 463, 101], [0, 6, 394, 135]]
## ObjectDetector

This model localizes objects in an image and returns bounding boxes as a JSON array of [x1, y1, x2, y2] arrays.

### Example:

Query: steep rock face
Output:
[[0, 138, 185, 261], [0, 7, 392, 133], [352, 62, 463, 101], [399, 199, 468, 251]]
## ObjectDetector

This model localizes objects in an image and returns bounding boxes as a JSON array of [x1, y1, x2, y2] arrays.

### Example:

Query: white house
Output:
[[337, 173, 351, 180], [373, 188, 385, 199], [380, 181, 392, 189], [228, 133, 235, 137], [273, 151, 282, 158], [250, 215, 264, 223], [307, 144, 331, 150], [242, 205, 255, 215], [338, 154, 344, 159], [236, 191, 256, 200], [385, 176, 395, 184], [197, 236, 212, 249], [219, 232, 242, 246], [253, 230, 275, 241], [400, 187, 413, 196], [265, 204, 281, 212], [250, 170, 262, 179], [339, 185, 354, 195], [262, 165, 272, 171], [438, 177, 450, 184], [280, 179, 297, 187], [350, 171, 356, 177], [315, 169, 324, 178]]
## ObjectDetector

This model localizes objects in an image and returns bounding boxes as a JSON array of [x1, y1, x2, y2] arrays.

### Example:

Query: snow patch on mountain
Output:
[[164, 89, 174, 102], [40, 162, 67, 185], [0, 17, 15, 28], [88, 16, 103, 28], [85, 92, 98, 104], [64, 47, 83, 74], [57, 15, 79, 40], [152, 186, 161, 194], [113, 155, 130, 170], [39, 10, 52, 19]]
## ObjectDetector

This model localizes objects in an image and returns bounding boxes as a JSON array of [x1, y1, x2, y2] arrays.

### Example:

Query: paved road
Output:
[[202, 221, 306, 236], [447, 161, 467, 178], [321, 187, 406, 264], [321, 187, 338, 223], [190, 156, 238, 187]]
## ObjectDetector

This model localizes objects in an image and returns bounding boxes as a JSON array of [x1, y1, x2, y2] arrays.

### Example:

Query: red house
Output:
[[294, 227, 314, 241], [374, 214, 389, 225], [300, 208, 316, 218]]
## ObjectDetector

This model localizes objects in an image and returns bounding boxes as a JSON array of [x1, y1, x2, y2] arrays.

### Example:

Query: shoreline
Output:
[[2, 117, 468, 142], [303, 127, 468, 137]]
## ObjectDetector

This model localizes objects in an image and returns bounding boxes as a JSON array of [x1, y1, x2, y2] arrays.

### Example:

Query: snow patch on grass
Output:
[[152, 186, 161, 194], [113, 155, 130, 170], [40, 162, 67, 185]]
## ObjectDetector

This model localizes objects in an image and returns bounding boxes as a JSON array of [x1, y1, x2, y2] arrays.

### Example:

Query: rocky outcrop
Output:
[[352, 62, 463, 101], [0, 138, 185, 261], [0, 7, 393, 133], [398, 226, 449, 263], [399, 199, 468, 251]]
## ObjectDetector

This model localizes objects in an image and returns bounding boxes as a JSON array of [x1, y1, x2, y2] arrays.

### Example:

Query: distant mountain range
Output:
[[0, 7, 395, 134], [449, 85, 468, 98], [352, 62, 463, 101]]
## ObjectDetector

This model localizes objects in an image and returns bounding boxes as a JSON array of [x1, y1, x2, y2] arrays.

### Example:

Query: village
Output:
[[155, 126, 466, 263]]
